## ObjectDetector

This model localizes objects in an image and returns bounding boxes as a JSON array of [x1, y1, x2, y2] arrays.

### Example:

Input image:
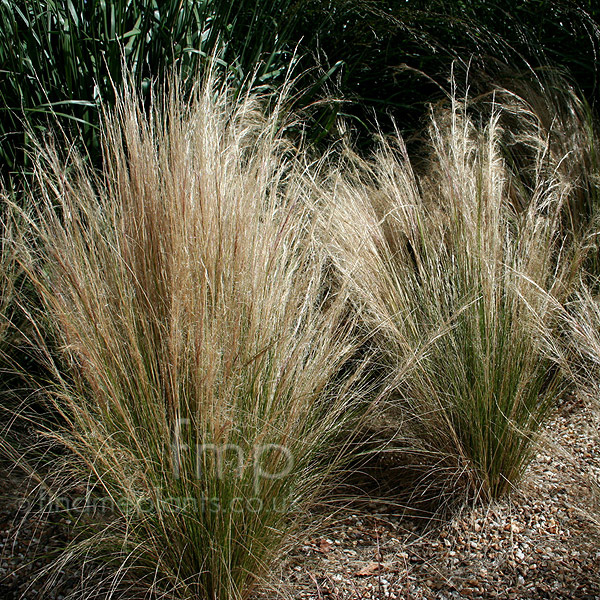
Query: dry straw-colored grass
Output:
[[22, 75, 371, 600], [14, 66, 600, 598], [317, 93, 577, 504]]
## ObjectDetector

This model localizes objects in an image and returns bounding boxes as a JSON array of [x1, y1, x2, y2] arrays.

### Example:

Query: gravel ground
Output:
[[0, 450, 98, 600], [275, 394, 600, 600], [2, 393, 600, 599]]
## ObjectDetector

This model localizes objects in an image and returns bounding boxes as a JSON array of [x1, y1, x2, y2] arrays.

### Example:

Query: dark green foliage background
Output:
[[299, 0, 599, 141], [0, 0, 598, 178], [0, 0, 314, 176]]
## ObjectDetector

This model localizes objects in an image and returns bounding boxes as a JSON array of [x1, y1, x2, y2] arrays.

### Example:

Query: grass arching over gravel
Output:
[[22, 76, 372, 600], [12, 66, 600, 599], [318, 95, 577, 505]]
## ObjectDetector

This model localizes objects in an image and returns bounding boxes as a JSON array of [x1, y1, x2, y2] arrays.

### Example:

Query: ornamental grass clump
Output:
[[319, 96, 573, 505], [24, 75, 368, 600]]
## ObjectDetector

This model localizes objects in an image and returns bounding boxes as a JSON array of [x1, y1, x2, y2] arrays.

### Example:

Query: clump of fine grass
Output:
[[23, 74, 369, 600], [319, 94, 574, 505]]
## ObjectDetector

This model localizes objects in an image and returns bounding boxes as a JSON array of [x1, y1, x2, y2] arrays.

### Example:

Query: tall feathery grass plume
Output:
[[317, 93, 574, 506], [486, 69, 600, 236], [20, 72, 370, 600], [470, 70, 600, 286]]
